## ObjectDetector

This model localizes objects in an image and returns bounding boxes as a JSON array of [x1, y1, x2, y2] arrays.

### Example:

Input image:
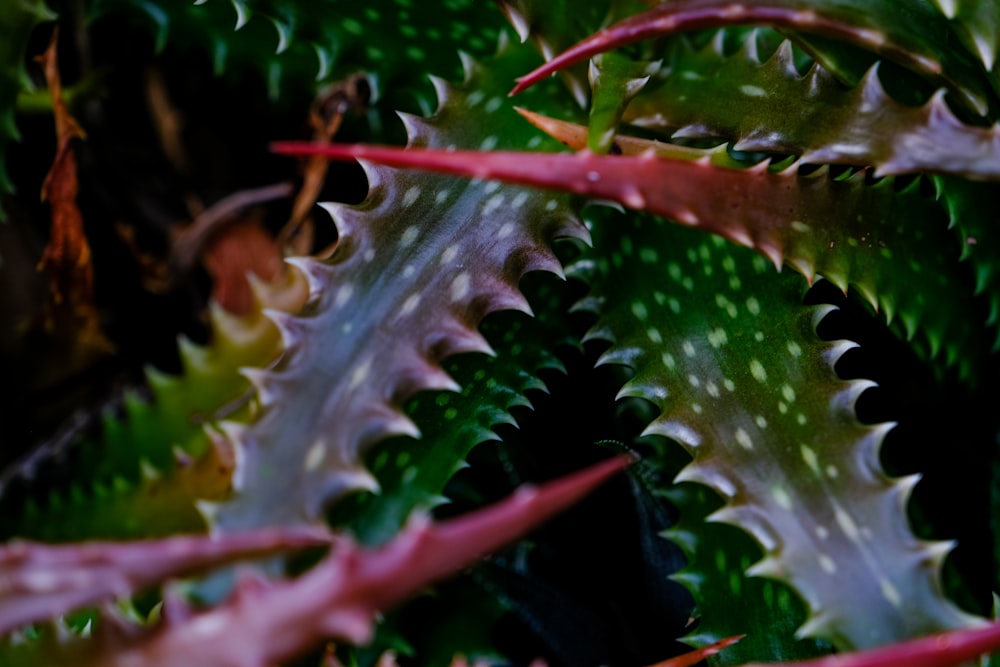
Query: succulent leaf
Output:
[[340, 274, 579, 546], [581, 211, 983, 649], [275, 116, 989, 379], [0, 527, 330, 636], [215, 39, 588, 532], [623, 34, 1000, 180], [1, 270, 309, 542], [2, 458, 627, 667], [508, 0, 999, 119], [660, 480, 829, 664]]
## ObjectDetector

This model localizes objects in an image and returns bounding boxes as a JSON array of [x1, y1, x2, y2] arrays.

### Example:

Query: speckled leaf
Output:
[[214, 39, 587, 532], [508, 0, 999, 118], [276, 114, 989, 379], [0, 0, 54, 214], [0, 527, 329, 636], [339, 274, 578, 546], [88, 0, 505, 102], [580, 212, 984, 649], [3, 459, 626, 667], [662, 481, 828, 665], [623, 33, 1000, 180]]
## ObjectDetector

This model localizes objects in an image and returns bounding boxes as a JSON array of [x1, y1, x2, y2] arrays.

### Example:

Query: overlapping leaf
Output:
[[213, 38, 587, 532], [0, 458, 627, 667], [660, 479, 828, 664], [278, 114, 989, 379], [1, 271, 308, 541], [622, 32, 1000, 180], [580, 212, 983, 649], [340, 274, 579, 546], [508, 0, 1000, 118]]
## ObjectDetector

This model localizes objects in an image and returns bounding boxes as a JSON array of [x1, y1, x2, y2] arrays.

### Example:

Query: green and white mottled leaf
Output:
[[212, 38, 588, 532], [579, 209, 983, 650]]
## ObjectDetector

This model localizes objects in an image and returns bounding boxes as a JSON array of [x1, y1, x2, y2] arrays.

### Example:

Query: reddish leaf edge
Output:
[[270, 140, 786, 271], [505, 0, 987, 116], [743, 621, 1000, 667], [56, 456, 632, 667], [647, 635, 745, 667], [0, 526, 331, 637], [648, 622, 1000, 667]]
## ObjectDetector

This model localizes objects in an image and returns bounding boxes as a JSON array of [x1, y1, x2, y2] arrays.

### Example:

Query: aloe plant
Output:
[[2, 1, 1000, 665]]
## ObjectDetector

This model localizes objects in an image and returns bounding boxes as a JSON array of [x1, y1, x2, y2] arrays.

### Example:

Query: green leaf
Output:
[[580, 210, 983, 650], [337, 274, 579, 546], [623, 33, 1000, 180], [509, 0, 1000, 118]]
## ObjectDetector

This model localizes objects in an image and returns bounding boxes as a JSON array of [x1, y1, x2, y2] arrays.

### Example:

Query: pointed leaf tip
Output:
[[741, 622, 1000, 667]]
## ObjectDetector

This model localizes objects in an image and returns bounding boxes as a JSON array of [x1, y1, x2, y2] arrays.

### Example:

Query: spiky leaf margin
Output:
[[213, 37, 587, 532], [580, 211, 982, 649], [623, 32, 1000, 180]]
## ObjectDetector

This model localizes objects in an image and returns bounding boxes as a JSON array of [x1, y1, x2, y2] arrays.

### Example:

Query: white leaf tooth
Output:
[[240, 367, 278, 406], [709, 30, 726, 55], [521, 249, 565, 279], [458, 50, 477, 83], [623, 75, 652, 99], [283, 256, 333, 298], [739, 28, 761, 63], [313, 44, 331, 81], [428, 75, 452, 113], [553, 215, 593, 246], [196, 500, 222, 528], [177, 334, 209, 374], [439, 326, 496, 357], [418, 363, 462, 394], [648, 420, 701, 450], [588, 58, 600, 88], [758, 242, 784, 270], [397, 111, 431, 146], [486, 284, 534, 316], [973, 33, 995, 71], [919, 539, 956, 568], [745, 555, 783, 579], [856, 421, 897, 476], [795, 611, 837, 640], [263, 308, 306, 349], [772, 39, 799, 77], [890, 472, 922, 511], [929, 0, 956, 18], [270, 17, 291, 54], [500, 3, 531, 42], [383, 410, 421, 441], [230, 0, 249, 30], [810, 303, 839, 330], [316, 201, 355, 242]]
